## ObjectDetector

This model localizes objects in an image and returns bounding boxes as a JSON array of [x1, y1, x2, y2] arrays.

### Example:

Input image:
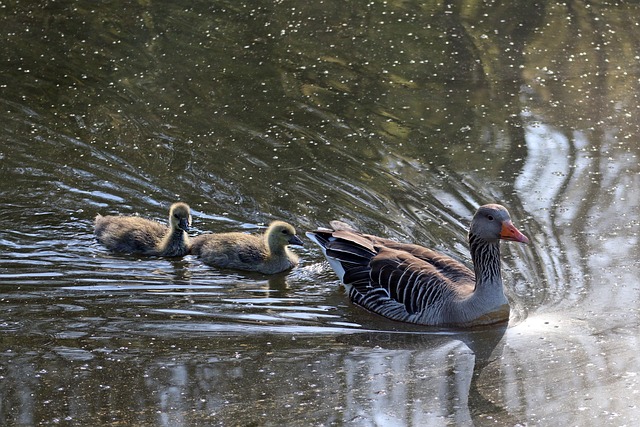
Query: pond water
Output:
[[2, 1, 640, 425]]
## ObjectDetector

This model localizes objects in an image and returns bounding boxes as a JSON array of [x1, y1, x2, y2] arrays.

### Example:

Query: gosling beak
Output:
[[289, 234, 304, 246], [500, 220, 529, 243], [178, 217, 190, 233]]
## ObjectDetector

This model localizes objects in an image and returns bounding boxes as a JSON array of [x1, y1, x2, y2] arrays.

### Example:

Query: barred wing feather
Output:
[[308, 229, 475, 324]]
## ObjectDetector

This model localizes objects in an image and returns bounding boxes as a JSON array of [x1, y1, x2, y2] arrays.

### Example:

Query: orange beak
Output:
[[500, 221, 529, 243]]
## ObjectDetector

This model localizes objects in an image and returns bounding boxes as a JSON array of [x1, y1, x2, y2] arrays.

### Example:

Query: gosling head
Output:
[[266, 221, 304, 248], [169, 202, 192, 232]]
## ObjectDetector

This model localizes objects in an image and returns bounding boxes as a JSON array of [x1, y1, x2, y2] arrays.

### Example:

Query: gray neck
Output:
[[468, 233, 502, 291], [161, 229, 187, 256], [265, 235, 286, 257]]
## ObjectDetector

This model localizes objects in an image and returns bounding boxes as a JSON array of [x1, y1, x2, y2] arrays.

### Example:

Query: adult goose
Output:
[[190, 220, 304, 274], [94, 202, 191, 257], [306, 204, 529, 327]]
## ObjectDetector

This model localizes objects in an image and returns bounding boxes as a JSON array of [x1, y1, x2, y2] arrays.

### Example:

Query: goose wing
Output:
[[370, 237, 475, 284], [308, 228, 475, 324]]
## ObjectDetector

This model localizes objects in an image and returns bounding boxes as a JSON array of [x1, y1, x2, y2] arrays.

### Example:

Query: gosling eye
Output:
[[487, 215, 494, 221], [281, 229, 289, 235], [174, 214, 180, 219]]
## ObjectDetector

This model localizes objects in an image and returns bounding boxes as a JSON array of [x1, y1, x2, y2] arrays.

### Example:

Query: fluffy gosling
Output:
[[94, 202, 191, 257], [190, 220, 303, 274]]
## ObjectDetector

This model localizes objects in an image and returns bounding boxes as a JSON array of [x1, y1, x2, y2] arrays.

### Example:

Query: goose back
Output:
[[308, 229, 476, 325]]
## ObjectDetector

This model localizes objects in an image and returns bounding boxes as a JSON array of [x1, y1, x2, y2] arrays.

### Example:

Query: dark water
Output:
[[2, 1, 640, 425]]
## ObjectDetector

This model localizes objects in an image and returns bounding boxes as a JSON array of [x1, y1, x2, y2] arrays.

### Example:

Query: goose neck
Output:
[[468, 233, 502, 289]]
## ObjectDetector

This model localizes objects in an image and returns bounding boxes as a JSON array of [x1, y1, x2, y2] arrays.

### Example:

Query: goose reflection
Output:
[[329, 325, 509, 425]]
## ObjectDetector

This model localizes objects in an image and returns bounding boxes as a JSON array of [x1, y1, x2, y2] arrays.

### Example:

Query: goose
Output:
[[306, 204, 529, 327], [190, 220, 304, 274], [94, 202, 191, 257]]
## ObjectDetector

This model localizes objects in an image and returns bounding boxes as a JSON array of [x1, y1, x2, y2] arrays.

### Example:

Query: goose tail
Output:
[[306, 227, 376, 284]]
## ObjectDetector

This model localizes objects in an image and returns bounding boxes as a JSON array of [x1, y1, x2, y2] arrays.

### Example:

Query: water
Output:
[[2, 1, 640, 425]]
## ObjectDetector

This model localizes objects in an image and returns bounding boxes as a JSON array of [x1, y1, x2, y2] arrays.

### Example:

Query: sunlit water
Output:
[[2, 1, 640, 425]]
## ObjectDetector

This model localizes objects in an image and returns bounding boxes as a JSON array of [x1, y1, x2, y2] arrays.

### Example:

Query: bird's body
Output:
[[190, 220, 303, 274], [94, 202, 191, 257], [306, 204, 529, 327]]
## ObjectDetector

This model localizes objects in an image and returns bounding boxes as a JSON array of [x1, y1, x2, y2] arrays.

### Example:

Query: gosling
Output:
[[94, 202, 191, 257], [190, 220, 304, 274]]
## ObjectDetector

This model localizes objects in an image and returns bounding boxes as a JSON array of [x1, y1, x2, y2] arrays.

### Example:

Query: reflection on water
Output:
[[2, 0, 640, 425]]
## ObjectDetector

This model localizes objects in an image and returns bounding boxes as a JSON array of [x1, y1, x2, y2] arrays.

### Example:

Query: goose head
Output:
[[470, 204, 529, 244], [266, 221, 304, 249], [169, 202, 191, 232]]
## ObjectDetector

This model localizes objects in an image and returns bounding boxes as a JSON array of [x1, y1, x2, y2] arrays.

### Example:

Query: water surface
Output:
[[2, 1, 640, 425]]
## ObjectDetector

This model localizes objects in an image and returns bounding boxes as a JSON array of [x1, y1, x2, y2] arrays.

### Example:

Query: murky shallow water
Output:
[[2, 1, 640, 425]]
